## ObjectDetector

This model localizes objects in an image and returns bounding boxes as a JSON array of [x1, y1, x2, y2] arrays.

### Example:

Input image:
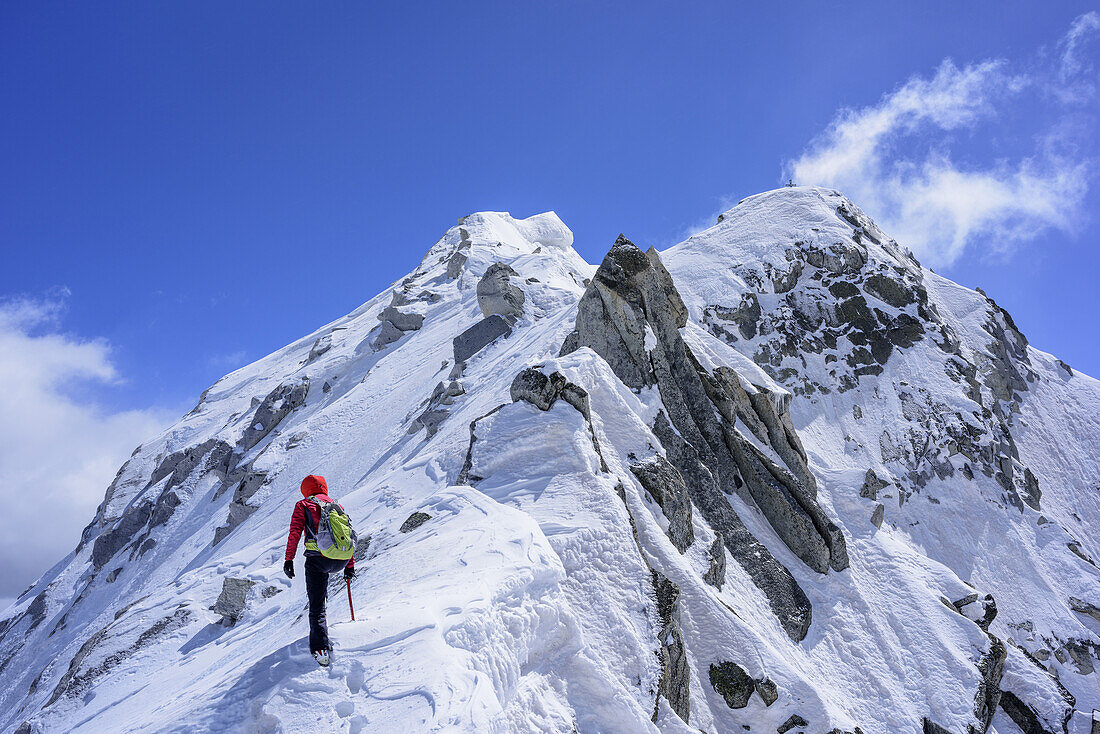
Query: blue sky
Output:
[[1, 2, 1098, 602]]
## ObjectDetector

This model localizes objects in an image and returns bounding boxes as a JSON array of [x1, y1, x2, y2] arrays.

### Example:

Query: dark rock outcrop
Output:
[[651, 571, 690, 724], [922, 719, 954, 734], [213, 465, 270, 546], [630, 456, 694, 553], [413, 409, 449, 438], [778, 714, 809, 733], [972, 636, 1006, 733], [1069, 596, 1100, 624], [454, 315, 512, 363], [372, 320, 405, 350], [709, 661, 754, 708], [46, 607, 193, 707], [703, 536, 726, 588], [92, 499, 153, 571], [240, 380, 310, 453], [510, 368, 566, 411], [306, 335, 332, 362], [998, 691, 1053, 734], [861, 469, 889, 500], [755, 677, 778, 706], [399, 512, 431, 533]]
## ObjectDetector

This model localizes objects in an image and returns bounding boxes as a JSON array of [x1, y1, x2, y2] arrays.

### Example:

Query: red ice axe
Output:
[[346, 577, 355, 621]]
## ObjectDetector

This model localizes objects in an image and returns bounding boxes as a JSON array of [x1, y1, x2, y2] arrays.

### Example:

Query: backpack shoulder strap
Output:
[[304, 496, 325, 538]]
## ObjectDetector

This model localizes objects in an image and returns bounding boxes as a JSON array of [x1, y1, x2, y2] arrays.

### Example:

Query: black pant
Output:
[[304, 553, 348, 653]]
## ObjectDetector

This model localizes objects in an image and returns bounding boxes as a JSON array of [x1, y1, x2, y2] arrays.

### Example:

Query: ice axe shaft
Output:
[[346, 577, 355, 621]]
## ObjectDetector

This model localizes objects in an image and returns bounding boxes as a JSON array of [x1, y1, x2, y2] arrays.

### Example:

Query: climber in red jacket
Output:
[[283, 474, 355, 665]]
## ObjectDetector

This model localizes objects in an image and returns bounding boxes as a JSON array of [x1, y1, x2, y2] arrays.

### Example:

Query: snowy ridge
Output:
[[1, 191, 1097, 734]]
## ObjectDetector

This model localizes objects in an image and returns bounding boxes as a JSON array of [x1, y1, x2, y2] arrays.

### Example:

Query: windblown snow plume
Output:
[[2, 192, 1098, 733]]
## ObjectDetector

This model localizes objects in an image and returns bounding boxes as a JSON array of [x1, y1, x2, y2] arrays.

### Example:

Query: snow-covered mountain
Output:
[[2, 187, 1098, 734]]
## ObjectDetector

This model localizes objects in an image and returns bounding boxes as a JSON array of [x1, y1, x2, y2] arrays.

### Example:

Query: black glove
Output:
[[344, 566, 355, 581], [283, 560, 295, 579]]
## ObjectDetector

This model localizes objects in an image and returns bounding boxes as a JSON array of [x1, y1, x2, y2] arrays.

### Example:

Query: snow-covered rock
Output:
[[1, 191, 1097, 734]]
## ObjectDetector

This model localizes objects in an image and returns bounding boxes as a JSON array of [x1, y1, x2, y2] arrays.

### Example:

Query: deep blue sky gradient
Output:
[[2, 1, 1098, 414]]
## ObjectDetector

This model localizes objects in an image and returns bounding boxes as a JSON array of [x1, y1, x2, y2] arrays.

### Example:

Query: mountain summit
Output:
[[2, 188, 1098, 733]]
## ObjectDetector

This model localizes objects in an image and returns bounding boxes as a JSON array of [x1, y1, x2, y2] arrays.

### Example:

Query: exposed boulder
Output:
[[399, 512, 431, 533], [708, 659, 778, 711], [476, 262, 525, 321], [778, 714, 809, 733], [861, 469, 889, 500], [210, 578, 256, 625], [1020, 468, 1041, 511], [372, 320, 405, 351], [453, 315, 512, 363], [922, 719, 953, 734], [377, 305, 424, 332], [509, 368, 565, 411], [709, 661, 754, 708], [430, 380, 465, 405], [413, 409, 449, 438], [755, 677, 778, 706]]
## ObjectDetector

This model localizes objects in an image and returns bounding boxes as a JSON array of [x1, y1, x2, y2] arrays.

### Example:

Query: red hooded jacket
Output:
[[285, 475, 354, 568]]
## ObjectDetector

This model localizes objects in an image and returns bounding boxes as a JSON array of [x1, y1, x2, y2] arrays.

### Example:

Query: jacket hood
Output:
[[300, 474, 328, 498]]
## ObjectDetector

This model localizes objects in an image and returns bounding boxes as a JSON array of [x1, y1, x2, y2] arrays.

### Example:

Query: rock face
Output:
[[652, 571, 690, 723], [561, 234, 848, 640], [240, 379, 310, 453], [629, 457, 693, 553]]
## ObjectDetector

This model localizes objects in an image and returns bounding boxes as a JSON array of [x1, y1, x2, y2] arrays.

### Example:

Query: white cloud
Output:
[[1061, 11, 1100, 80], [0, 293, 174, 600], [787, 16, 1098, 268]]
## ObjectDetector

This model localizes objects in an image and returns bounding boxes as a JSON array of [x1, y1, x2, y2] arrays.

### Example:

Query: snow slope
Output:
[[1, 190, 1097, 734]]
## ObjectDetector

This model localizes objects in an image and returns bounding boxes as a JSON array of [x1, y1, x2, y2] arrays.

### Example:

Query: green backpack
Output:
[[305, 496, 357, 561]]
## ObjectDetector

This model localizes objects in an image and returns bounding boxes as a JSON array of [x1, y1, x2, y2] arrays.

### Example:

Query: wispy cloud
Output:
[[786, 13, 1098, 268], [205, 350, 248, 372], [0, 292, 174, 600], [1060, 11, 1100, 81]]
